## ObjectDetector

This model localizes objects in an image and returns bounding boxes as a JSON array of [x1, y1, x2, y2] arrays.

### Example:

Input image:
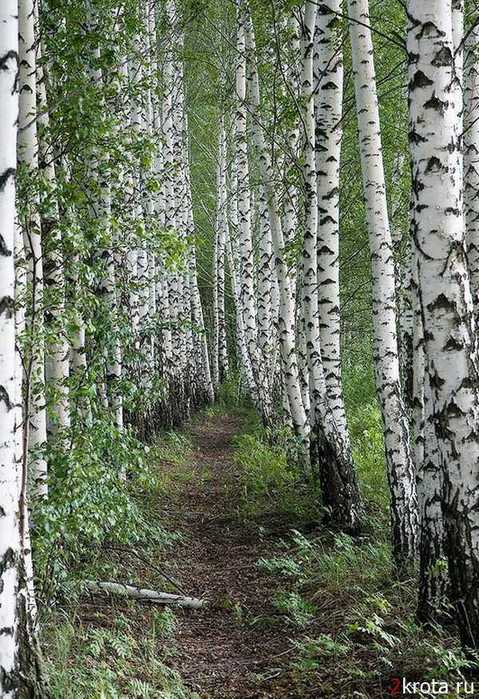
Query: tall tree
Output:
[[465, 23, 479, 311], [0, 3, 46, 692], [314, 0, 349, 445], [348, 0, 417, 569], [299, 0, 362, 532], [19, 0, 48, 498], [408, 0, 479, 647], [242, 2, 308, 442]]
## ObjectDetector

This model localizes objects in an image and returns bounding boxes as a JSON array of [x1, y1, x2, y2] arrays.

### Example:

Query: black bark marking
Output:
[[0, 234, 12, 257], [409, 69, 433, 91], [0, 51, 18, 71], [0, 168, 16, 192]]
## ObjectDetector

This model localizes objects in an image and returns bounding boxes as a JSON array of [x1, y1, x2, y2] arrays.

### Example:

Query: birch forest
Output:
[[2, 0, 479, 697]]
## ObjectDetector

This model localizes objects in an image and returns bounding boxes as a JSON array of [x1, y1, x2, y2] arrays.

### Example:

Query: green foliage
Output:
[[151, 431, 193, 467], [343, 357, 389, 521], [214, 372, 244, 411], [234, 428, 319, 519], [42, 425, 195, 696], [43, 617, 198, 699], [139, 431, 195, 498], [291, 634, 351, 672], [34, 418, 148, 600], [257, 526, 479, 692], [272, 591, 315, 628], [152, 609, 178, 640]]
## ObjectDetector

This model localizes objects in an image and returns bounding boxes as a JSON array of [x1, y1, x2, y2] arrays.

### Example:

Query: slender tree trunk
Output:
[[349, 0, 417, 567], [235, 0, 272, 423], [212, 121, 229, 388], [414, 0, 464, 623], [465, 24, 479, 311], [184, 141, 215, 405], [242, 3, 308, 443], [314, 0, 349, 444], [0, 6, 47, 692], [256, 184, 276, 370], [299, 1, 362, 531], [35, 15, 70, 438], [226, 163, 256, 395], [19, 0, 48, 498]]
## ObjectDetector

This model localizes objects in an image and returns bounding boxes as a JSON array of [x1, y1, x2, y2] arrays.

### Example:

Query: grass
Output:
[[42, 363, 479, 698], [43, 609, 197, 698], [230, 358, 479, 697], [233, 422, 322, 521], [41, 426, 197, 699]]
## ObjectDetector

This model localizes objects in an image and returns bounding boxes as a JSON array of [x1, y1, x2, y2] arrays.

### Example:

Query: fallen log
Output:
[[84, 581, 205, 609]]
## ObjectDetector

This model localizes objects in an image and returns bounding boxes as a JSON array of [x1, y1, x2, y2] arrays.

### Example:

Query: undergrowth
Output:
[[231, 357, 478, 696], [43, 608, 197, 698], [41, 426, 196, 698]]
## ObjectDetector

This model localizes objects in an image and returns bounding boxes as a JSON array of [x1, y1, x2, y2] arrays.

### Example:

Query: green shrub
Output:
[[34, 417, 147, 600], [272, 591, 316, 628], [234, 430, 319, 518], [43, 616, 198, 699]]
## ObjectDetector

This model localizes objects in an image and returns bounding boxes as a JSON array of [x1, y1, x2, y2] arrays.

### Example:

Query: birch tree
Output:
[[465, 24, 479, 311], [19, 0, 48, 498], [35, 11, 70, 439], [212, 121, 229, 388], [298, 1, 362, 531], [348, 0, 417, 568], [0, 4, 46, 691], [242, 2, 307, 441], [408, 0, 479, 645], [314, 0, 349, 445]]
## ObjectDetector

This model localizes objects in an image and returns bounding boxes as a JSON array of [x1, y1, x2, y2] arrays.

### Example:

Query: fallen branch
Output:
[[99, 542, 187, 595], [84, 581, 205, 609]]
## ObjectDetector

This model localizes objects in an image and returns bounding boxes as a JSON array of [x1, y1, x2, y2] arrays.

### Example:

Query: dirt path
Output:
[[162, 413, 292, 698]]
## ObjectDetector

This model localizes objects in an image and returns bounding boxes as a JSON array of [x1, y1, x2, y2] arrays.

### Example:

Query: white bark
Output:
[[212, 121, 229, 388], [0, 8, 21, 689], [1, 7, 43, 691], [242, 4, 308, 439], [349, 0, 417, 565], [408, 0, 479, 643], [296, 1, 362, 529], [235, 1, 269, 420], [35, 15, 70, 437], [314, 2, 349, 442], [227, 164, 256, 395], [465, 24, 479, 311], [19, 0, 48, 498], [84, 581, 204, 609]]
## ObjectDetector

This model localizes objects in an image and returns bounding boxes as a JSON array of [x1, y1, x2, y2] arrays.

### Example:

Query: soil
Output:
[[77, 411, 389, 698], [162, 413, 296, 698]]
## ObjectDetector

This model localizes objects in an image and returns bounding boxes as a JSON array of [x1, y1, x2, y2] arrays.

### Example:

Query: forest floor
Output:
[[44, 409, 470, 698], [159, 412, 297, 698]]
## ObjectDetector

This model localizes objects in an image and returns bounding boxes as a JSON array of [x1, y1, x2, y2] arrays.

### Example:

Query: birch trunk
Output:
[[242, 4, 308, 442], [0, 13, 22, 689], [0, 6, 45, 691], [235, 0, 269, 421], [35, 16, 70, 437], [299, 1, 362, 531], [314, 0, 349, 443], [408, 0, 479, 645], [415, 0, 464, 622], [227, 165, 256, 395], [184, 157, 214, 404], [349, 0, 417, 567], [19, 0, 48, 498], [212, 122, 229, 388], [465, 24, 479, 311]]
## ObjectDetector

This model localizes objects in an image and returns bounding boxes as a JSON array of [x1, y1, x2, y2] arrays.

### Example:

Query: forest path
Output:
[[162, 411, 292, 699]]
